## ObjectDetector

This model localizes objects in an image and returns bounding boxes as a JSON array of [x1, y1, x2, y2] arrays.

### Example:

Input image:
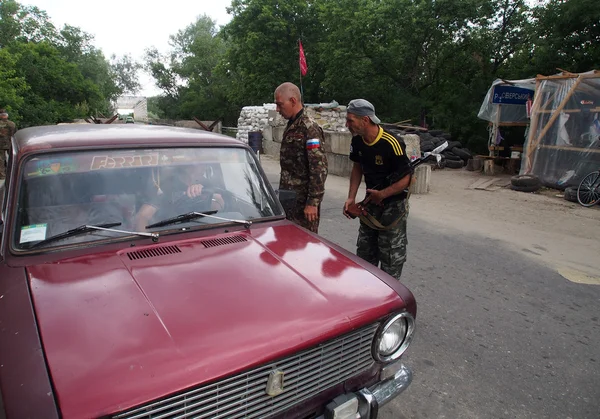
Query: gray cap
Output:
[[347, 99, 380, 124]]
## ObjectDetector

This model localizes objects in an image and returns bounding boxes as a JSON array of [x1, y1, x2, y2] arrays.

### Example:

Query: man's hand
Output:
[[343, 198, 355, 219], [365, 189, 386, 205], [186, 184, 204, 198], [304, 205, 318, 222]]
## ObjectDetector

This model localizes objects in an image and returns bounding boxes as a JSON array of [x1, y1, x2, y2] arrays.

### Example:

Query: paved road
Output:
[[261, 156, 600, 419]]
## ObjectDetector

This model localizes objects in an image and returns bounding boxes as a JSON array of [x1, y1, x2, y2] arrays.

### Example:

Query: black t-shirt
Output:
[[349, 126, 412, 201]]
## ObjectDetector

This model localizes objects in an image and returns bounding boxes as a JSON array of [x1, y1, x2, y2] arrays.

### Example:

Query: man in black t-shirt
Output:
[[343, 99, 413, 280]]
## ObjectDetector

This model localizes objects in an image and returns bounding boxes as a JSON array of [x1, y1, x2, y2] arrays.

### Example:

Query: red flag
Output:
[[299, 40, 308, 76]]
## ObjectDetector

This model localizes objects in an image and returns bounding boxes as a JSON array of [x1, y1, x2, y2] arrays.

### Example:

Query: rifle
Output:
[[345, 141, 448, 219]]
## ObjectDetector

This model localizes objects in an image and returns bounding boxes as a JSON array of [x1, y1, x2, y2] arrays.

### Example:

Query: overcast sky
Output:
[[23, 0, 233, 96]]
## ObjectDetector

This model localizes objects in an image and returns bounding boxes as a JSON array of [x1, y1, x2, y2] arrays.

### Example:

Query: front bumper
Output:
[[317, 363, 412, 419]]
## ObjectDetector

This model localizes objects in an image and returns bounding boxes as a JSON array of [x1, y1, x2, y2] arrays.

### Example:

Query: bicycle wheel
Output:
[[577, 171, 600, 207]]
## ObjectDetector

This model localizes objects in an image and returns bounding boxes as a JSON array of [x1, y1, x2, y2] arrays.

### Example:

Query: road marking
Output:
[[557, 268, 600, 285]]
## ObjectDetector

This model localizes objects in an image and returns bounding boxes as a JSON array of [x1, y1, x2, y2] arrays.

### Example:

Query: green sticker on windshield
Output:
[[20, 224, 48, 244]]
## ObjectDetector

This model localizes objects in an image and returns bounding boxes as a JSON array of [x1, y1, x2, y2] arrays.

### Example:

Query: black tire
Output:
[[441, 133, 452, 140], [511, 174, 541, 188], [420, 141, 434, 152], [446, 140, 463, 150], [451, 147, 472, 161], [576, 171, 600, 207], [442, 151, 462, 161], [511, 184, 541, 193], [428, 129, 444, 136], [563, 187, 578, 203], [445, 159, 464, 169]]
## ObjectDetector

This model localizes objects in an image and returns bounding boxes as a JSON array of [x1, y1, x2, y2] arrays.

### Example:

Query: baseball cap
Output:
[[347, 99, 380, 124]]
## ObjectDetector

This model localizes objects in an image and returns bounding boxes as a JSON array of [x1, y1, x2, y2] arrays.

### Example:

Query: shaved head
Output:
[[275, 82, 302, 102], [274, 82, 303, 120]]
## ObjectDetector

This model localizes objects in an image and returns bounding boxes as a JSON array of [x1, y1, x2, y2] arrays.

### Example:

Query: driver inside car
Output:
[[134, 164, 225, 231]]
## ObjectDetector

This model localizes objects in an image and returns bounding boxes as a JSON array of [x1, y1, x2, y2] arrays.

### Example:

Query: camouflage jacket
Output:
[[0, 119, 16, 150], [279, 109, 328, 207]]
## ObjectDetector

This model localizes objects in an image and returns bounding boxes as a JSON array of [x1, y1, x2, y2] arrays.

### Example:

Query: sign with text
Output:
[[492, 85, 534, 105]]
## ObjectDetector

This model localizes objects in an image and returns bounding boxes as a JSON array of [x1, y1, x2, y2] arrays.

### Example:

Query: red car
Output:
[[0, 125, 416, 419]]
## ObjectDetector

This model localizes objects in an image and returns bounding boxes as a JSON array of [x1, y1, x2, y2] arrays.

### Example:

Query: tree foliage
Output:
[[0, 0, 142, 127]]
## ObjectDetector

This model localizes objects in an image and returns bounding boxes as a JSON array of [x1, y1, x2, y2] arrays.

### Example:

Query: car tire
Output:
[[445, 159, 464, 169], [428, 129, 444, 136], [420, 141, 434, 152], [511, 183, 541, 193], [511, 174, 541, 188], [451, 147, 472, 161], [563, 187, 578, 203]]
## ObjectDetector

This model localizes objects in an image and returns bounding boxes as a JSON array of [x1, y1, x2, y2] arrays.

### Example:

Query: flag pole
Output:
[[298, 39, 304, 102]]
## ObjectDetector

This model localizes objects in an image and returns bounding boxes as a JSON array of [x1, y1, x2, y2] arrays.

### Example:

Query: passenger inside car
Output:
[[134, 164, 225, 231]]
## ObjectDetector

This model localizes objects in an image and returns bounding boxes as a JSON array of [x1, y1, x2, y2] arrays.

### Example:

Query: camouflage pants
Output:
[[356, 199, 409, 280], [286, 203, 321, 234]]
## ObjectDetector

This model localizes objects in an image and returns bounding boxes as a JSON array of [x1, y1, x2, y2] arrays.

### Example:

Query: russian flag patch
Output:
[[306, 138, 321, 150]]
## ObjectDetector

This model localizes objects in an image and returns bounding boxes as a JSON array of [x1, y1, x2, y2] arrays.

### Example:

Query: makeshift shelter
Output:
[[478, 77, 536, 154], [523, 70, 600, 188]]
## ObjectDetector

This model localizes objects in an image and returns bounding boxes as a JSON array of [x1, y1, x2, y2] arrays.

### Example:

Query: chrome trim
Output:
[[357, 389, 378, 419], [372, 312, 415, 363], [368, 363, 412, 408], [113, 323, 379, 419]]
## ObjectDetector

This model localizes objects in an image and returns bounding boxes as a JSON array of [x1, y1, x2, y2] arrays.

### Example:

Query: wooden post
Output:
[[483, 160, 495, 175], [490, 104, 502, 156]]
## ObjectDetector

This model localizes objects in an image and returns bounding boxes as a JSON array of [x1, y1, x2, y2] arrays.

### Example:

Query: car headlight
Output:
[[372, 312, 415, 363]]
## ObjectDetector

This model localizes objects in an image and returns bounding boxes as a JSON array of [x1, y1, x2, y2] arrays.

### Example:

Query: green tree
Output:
[[0, 48, 28, 125], [145, 15, 235, 122], [221, 0, 323, 105], [9, 41, 102, 126], [0, 0, 58, 47], [526, 0, 600, 75], [110, 54, 142, 95]]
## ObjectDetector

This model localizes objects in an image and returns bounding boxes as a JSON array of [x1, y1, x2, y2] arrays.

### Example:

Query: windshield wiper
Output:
[[146, 211, 252, 229], [29, 223, 159, 249]]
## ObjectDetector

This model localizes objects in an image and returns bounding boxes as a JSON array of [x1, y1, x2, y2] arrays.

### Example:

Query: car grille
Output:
[[112, 323, 379, 419]]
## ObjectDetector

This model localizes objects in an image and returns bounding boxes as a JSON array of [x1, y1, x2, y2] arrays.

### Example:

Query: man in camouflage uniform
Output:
[[0, 109, 17, 179], [343, 99, 413, 280], [274, 82, 328, 233]]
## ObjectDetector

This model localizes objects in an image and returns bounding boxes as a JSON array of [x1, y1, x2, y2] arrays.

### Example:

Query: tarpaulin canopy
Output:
[[523, 70, 600, 189], [478, 78, 536, 124]]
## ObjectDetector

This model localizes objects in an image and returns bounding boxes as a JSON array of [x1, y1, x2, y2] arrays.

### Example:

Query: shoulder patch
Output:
[[306, 138, 321, 150]]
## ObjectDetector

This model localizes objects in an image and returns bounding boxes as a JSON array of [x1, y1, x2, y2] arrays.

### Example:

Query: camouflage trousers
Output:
[[356, 199, 409, 280], [286, 203, 321, 234]]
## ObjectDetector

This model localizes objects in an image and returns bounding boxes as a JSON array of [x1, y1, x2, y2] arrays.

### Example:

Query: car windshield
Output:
[[14, 147, 282, 250]]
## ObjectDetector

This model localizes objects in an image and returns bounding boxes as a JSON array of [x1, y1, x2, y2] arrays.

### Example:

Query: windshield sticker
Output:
[[27, 158, 78, 177], [20, 224, 48, 244], [90, 153, 159, 170]]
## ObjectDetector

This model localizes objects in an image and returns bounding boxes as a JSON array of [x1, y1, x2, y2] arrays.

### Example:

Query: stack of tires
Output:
[[510, 174, 541, 193], [383, 124, 474, 170], [417, 130, 473, 169]]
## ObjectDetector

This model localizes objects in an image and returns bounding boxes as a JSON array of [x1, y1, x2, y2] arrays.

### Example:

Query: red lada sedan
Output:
[[0, 125, 416, 419]]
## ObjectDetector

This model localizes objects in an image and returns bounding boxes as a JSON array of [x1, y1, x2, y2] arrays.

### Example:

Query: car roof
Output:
[[14, 124, 245, 156]]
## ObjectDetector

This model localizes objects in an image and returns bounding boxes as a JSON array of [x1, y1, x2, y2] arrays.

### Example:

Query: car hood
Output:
[[28, 224, 406, 418]]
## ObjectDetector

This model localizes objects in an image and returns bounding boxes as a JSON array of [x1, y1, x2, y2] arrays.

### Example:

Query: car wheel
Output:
[[563, 187, 578, 203], [511, 174, 541, 188], [445, 159, 464, 169]]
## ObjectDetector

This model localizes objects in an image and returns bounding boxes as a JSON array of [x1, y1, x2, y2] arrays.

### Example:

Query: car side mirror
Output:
[[276, 189, 297, 210]]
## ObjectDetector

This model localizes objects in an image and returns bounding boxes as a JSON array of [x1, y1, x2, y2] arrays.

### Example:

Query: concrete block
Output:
[[329, 132, 352, 155], [410, 164, 431, 194], [401, 134, 421, 162]]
